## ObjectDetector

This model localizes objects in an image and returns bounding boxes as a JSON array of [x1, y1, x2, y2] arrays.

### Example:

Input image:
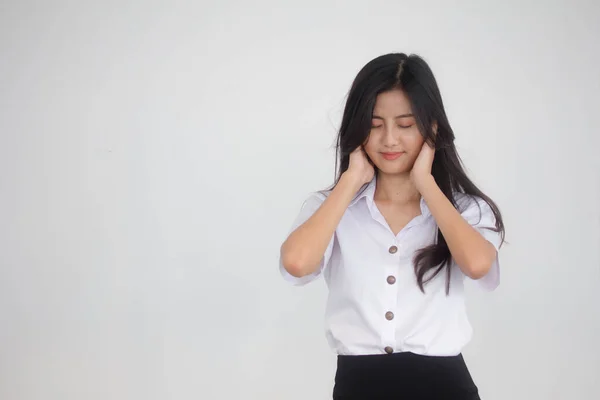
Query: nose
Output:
[[382, 125, 398, 148]]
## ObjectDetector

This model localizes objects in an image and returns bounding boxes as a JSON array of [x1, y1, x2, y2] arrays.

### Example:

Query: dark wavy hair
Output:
[[331, 52, 505, 293]]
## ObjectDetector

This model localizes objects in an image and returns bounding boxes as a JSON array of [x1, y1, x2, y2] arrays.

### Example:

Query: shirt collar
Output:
[[348, 176, 377, 207], [349, 175, 431, 218]]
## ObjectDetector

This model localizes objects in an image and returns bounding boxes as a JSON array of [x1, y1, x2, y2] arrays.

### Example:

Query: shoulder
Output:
[[302, 189, 330, 205], [293, 190, 331, 217], [453, 192, 489, 212], [452, 192, 498, 227]]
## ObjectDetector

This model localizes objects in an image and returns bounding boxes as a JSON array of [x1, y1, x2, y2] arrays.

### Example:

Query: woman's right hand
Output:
[[346, 146, 375, 186]]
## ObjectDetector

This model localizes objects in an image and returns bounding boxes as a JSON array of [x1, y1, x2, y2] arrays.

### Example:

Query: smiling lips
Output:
[[381, 152, 403, 160]]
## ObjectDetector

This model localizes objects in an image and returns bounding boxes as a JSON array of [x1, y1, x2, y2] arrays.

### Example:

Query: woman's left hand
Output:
[[410, 141, 435, 192]]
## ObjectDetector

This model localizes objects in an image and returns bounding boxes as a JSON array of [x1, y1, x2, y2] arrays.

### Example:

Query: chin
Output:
[[373, 160, 411, 175], [375, 165, 411, 175]]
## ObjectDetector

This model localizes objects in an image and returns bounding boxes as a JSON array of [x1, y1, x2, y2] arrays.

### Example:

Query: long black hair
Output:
[[331, 52, 505, 293]]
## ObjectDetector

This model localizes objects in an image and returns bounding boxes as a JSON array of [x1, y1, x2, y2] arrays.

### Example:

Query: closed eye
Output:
[[371, 124, 413, 129]]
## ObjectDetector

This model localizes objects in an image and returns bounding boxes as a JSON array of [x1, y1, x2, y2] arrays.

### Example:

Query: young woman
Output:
[[279, 53, 505, 399]]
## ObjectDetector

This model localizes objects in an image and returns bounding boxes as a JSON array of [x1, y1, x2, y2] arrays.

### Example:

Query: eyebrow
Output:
[[372, 113, 414, 119]]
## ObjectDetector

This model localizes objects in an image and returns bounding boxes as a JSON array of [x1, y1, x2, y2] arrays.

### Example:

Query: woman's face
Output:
[[363, 89, 425, 176]]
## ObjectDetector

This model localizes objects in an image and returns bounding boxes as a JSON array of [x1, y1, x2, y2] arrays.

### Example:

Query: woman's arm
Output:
[[280, 172, 362, 278], [281, 148, 374, 278], [417, 176, 497, 279], [411, 141, 497, 279]]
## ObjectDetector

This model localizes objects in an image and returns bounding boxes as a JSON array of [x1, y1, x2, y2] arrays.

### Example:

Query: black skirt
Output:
[[333, 352, 481, 400]]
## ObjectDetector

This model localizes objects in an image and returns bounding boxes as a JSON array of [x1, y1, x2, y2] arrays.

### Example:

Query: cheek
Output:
[[402, 132, 425, 155]]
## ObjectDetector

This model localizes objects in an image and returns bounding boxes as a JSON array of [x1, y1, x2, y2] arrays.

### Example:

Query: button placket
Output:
[[387, 242, 399, 286], [383, 241, 400, 354]]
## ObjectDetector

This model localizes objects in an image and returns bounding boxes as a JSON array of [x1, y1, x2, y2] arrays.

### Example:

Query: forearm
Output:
[[418, 176, 496, 279], [280, 172, 362, 277]]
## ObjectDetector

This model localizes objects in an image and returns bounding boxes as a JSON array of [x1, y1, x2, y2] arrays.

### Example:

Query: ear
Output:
[[432, 121, 438, 135]]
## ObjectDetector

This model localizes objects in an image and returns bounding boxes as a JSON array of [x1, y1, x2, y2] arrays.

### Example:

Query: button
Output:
[[384, 346, 394, 354], [385, 311, 394, 320], [387, 275, 396, 285], [388, 245, 398, 254]]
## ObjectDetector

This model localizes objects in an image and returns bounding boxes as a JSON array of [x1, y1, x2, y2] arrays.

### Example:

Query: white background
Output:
[[1, 1, 599, 399]]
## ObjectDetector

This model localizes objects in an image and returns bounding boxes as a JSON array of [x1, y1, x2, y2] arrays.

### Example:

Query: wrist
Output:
[[340, 171, 367, 192], [416, 174, 436, 195]]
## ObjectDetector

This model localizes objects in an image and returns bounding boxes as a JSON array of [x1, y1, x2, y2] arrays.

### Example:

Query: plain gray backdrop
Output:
[[1, 1, 599, 399]]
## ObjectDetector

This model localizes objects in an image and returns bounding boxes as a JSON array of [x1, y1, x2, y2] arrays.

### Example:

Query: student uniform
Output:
[[279, 177, 502, 399]]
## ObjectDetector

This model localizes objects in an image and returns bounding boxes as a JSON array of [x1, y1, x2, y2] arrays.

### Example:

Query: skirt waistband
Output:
[[333, 352, 480, 399]]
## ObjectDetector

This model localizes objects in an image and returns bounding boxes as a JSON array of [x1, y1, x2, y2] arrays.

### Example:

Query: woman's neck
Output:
[[374, 172, 421, 205]]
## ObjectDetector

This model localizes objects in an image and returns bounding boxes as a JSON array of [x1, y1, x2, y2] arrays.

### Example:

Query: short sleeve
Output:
[[279, 192, 334, 286], [457, 195, 503, 291]]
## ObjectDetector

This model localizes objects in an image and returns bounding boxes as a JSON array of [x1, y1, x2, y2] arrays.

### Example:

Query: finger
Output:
[[359, 146, 374, 166], [421, 142, 435, 156]]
